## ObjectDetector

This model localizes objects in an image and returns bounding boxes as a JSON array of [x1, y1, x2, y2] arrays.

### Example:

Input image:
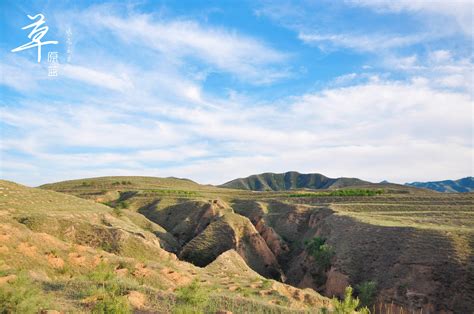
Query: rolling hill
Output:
[[35, 175, 474, 313], [219, 171, 370, 191], [406, 176, 474, 192], [0, 179, 330, 313]]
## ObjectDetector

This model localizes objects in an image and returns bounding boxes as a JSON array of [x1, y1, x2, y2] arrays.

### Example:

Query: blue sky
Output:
[[0, 0, 472, 186]]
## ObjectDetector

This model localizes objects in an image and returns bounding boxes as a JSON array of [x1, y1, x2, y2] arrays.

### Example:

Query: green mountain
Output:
[[219, 171, 370, 191], [406, 176, 474, 193]]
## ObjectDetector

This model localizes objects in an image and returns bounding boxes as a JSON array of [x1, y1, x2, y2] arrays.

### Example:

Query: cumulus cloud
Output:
[[2, 75, 472, 185], [1, 2, 472, 187], [383, 50, 474, 94]]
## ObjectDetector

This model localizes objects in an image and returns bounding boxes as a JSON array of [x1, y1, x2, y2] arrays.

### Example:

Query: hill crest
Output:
[[219, 171, 370, 191], [405, 176, 474, 193]]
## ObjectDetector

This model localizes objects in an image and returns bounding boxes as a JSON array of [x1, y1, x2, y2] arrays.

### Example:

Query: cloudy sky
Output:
[[0, 0, 472, 186]]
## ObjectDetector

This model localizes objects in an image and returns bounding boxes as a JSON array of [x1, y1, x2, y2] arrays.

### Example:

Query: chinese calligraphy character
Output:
[[48, 51, 59, 77], [48, 51, 59, 64], [48, 66, 58, 77], [66, 27, 73, 62], [11, 14, 58, 63]]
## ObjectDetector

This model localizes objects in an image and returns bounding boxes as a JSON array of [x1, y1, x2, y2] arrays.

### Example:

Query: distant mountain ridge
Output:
[[219, 171, 370, 191], [405, 177, 474, 193]]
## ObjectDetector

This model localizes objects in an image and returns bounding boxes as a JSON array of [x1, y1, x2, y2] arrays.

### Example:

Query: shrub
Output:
[[85, 263, 131, 314], [288, 189, 384, 198], [0, 272, 51, 313], [356, 281, 377, 308], [261, 279, 272, 289], [119, 202, 129, 209], [88, 263, 116, 287], [92, 293, 130, 314], [175, 279, 208, 310], [332, 286, 359, 313], [305, 237, 334, 271]]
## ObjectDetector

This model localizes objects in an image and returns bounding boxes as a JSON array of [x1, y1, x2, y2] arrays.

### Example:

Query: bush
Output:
[[332, 286, 359, 313], [92, 293, 130, 314], [174, 279, 208, 311], [288, 189, 384, 198], [332, 286, 371, 314], [86, 263, 132, 314], [88, 262, 116, 286], [356, 281, 377, 308], [305, 237, 334, 271], [0, 272, 51, 313]]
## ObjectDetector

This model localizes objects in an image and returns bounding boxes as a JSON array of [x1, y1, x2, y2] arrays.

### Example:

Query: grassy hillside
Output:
[[34, 176, 474, 313], [219, 171, 370, 191], [0, 180, 331, 313], [406, 176, 474, 193]]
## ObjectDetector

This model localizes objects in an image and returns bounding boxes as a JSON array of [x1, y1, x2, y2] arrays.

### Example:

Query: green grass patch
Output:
[[288, 189, 384, 198], [0, 272, 52, 313], [81, 263, 133, 313], [142, 189, 200, 197], [174, 279, 209, 313]]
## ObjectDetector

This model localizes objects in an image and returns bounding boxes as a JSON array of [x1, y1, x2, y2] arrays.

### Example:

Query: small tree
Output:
[[332, 286, 359, 313], [356, 281, 377, 308], [305, 237, 334, 271]]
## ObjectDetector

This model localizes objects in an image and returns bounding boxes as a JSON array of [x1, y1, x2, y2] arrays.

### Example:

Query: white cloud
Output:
[[61, 64, 133, 91], [73, 8, 289, 84], [384, 50, 474, 93], [1, 3, 472, 187], [2, 75, 472, 186], [348, 0, 473, 36], [298, 32, 426, 52]]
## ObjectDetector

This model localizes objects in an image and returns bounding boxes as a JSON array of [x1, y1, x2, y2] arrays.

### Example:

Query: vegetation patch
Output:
[[0, 272, 52, 313], [305, 237, 334, 271], [142, 189, 200, 197], [112, 181, 133, 186], [356, 281, 377, 309], [174, 279, 209, 313], [82, 263, 132, 314], [331, 286, 369, 314], [288, 189, 384, 198]]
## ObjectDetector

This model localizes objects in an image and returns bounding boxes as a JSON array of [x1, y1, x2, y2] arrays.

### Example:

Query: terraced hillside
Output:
[[40, 176, 474, 313], [0, 180, 331, 313]]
